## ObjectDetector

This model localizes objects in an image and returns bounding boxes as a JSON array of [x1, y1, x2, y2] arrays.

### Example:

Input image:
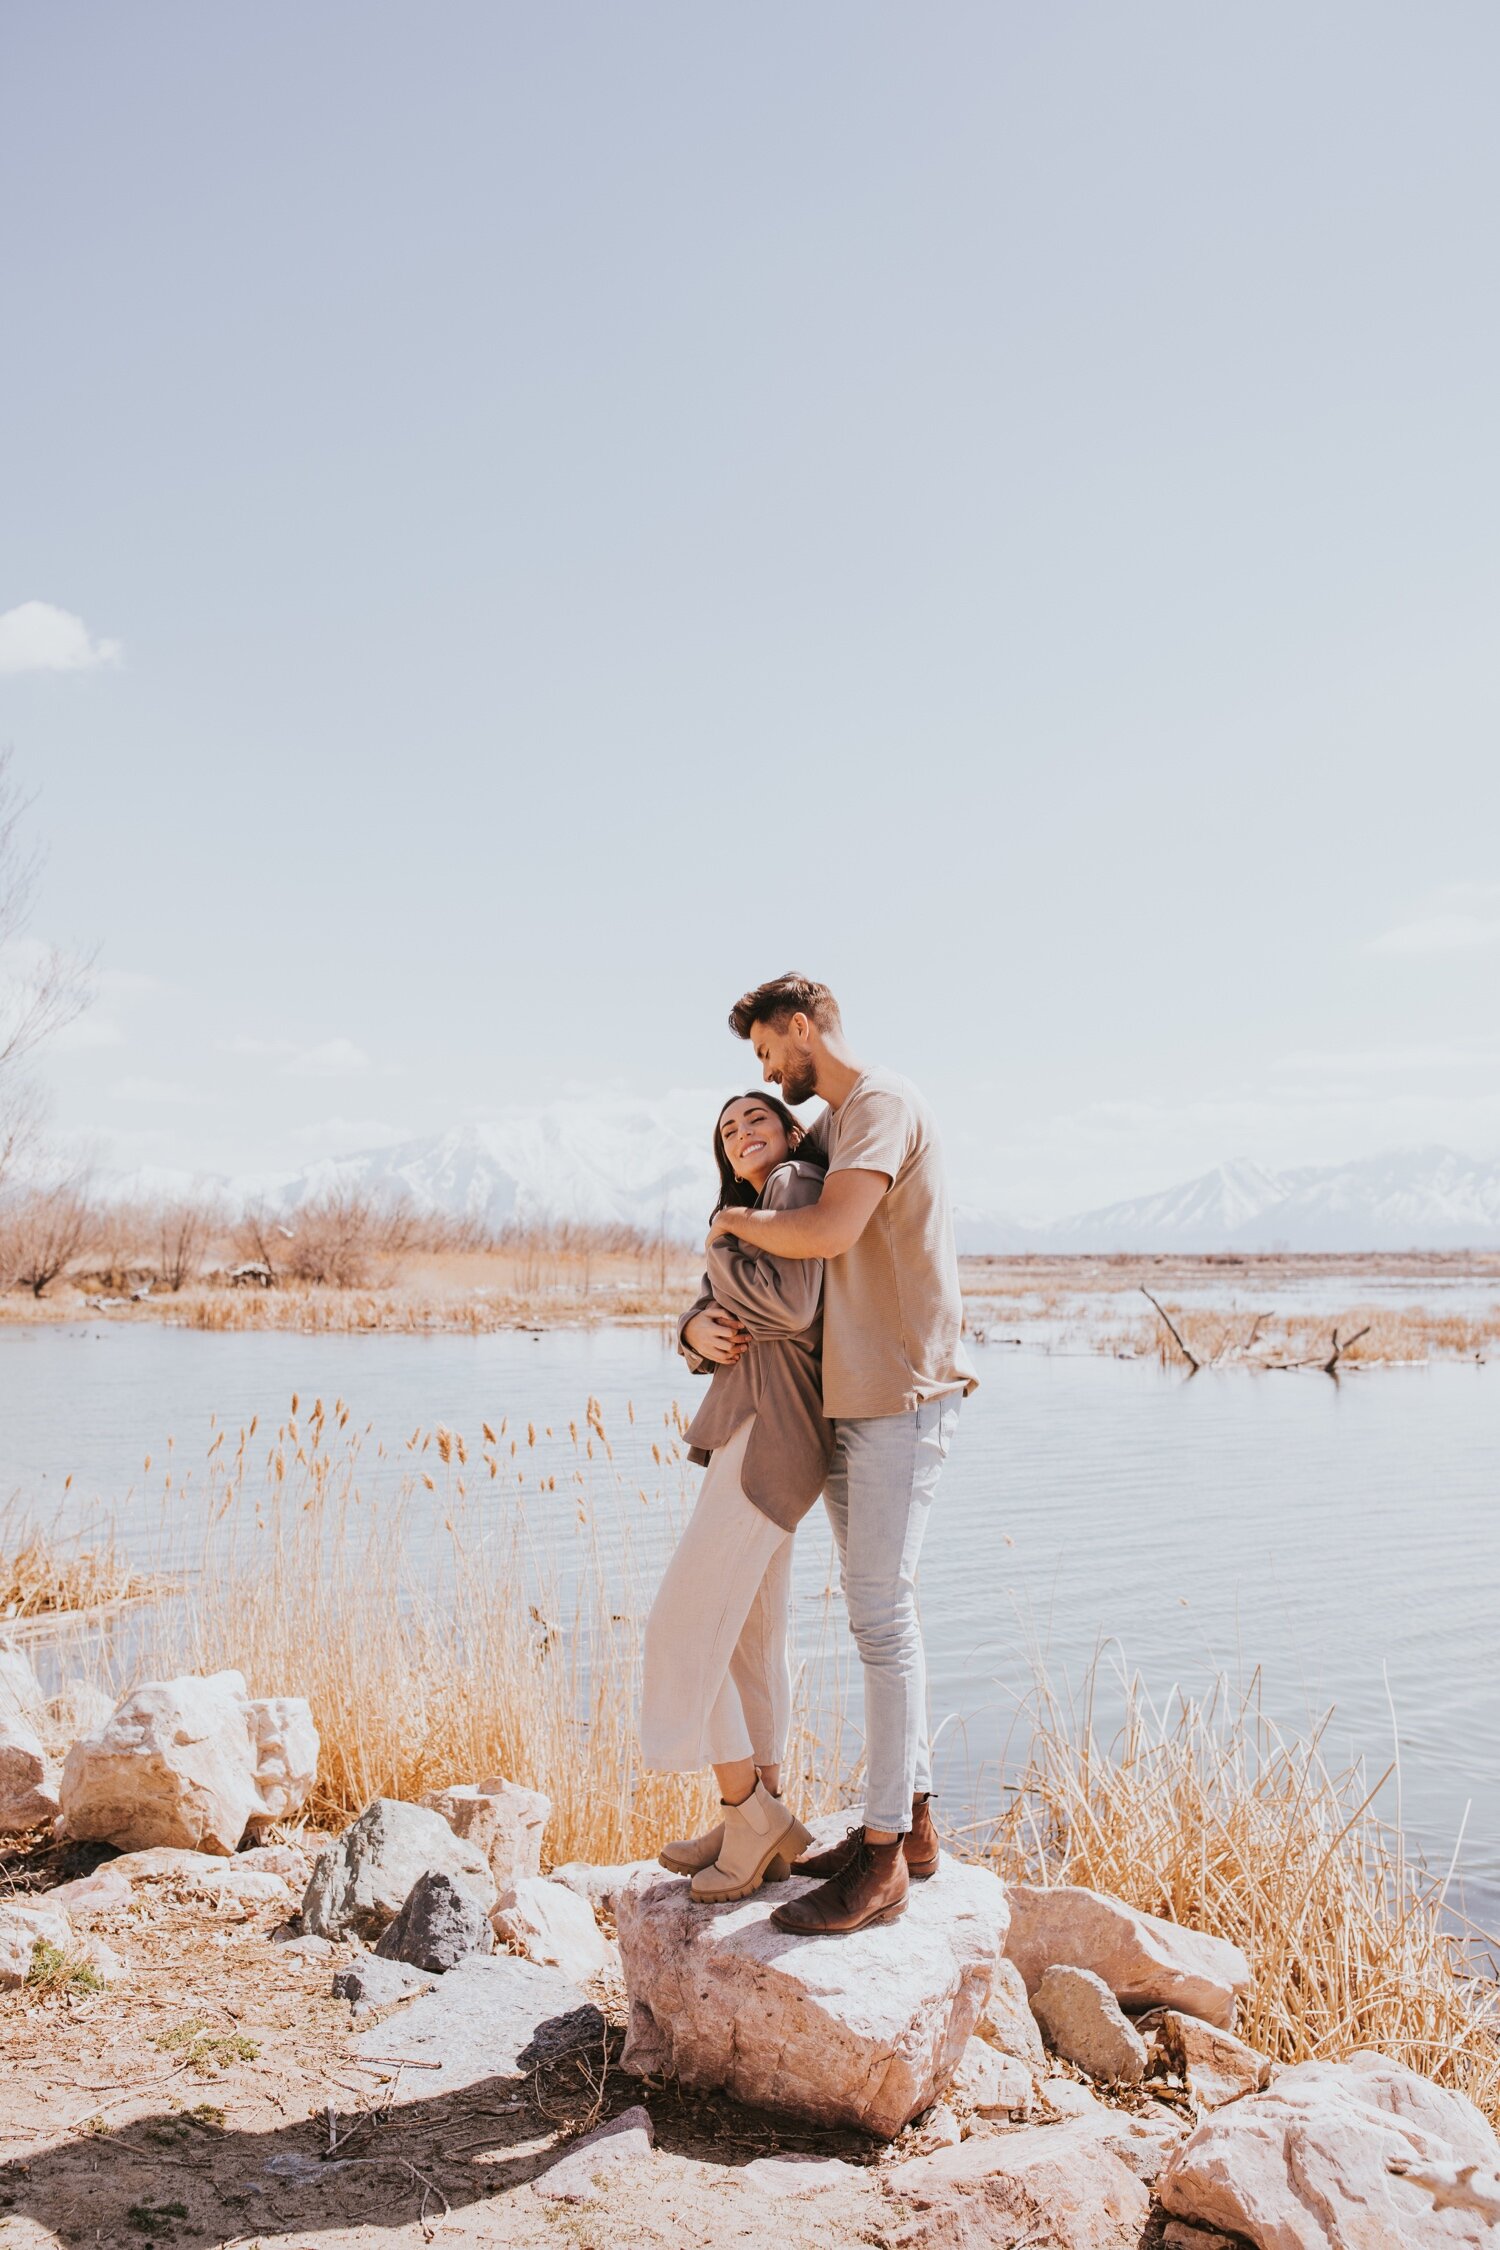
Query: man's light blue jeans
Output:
[[821, 1393, 961, 1836]]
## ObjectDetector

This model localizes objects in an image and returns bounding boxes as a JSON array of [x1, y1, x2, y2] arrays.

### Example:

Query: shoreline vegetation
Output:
[[0, 1189, 1495, 1365], [5, 1402, 1498, 2128]]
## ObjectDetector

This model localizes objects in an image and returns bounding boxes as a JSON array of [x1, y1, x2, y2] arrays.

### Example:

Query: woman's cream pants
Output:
[[639, 1416, 793, 1771]]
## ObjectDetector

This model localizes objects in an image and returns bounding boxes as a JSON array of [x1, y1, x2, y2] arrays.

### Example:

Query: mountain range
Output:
[[104, 1114, 1500, 1253]]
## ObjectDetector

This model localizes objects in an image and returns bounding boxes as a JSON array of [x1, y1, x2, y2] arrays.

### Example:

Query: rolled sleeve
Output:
[[826, 1085, 909, 1183]]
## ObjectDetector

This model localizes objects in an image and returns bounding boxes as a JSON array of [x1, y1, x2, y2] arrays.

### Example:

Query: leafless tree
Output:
[[233, 1202, 294, 1284], [0, 1173, 95, 1296], [280, 1186, 421, 1288], [0, 749, 96, 1188], [151, 1194, 224, 1291]]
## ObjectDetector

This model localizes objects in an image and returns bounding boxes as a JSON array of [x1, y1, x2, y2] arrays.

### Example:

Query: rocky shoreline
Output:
[[4, 1648, 1499, 2246]]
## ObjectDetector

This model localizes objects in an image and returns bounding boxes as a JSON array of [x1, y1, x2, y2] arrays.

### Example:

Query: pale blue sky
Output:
[[3, 3, 1498, 1213]]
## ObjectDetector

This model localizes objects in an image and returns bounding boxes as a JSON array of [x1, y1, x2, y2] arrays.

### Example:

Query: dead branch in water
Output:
[[1140, 1288, 1199, 1372], [1316, 1323, 1372, 1376]]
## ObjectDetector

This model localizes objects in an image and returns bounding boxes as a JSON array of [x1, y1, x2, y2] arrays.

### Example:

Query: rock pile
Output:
[[59, 1670, 317, 1853]]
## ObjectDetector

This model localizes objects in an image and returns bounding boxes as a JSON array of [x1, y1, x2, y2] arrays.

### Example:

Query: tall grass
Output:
[[15, 1401, 1496, 2123], [131, 1400, 852, 1866], [987, 1662, 1500, 2122]]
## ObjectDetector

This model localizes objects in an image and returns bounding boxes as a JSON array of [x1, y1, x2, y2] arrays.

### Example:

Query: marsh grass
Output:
[[30, 1399, 1499, 2122], [986, 1661, 1500, 2122], [132, 1399, 853, 1865], [0, 1513, 160, 1621]]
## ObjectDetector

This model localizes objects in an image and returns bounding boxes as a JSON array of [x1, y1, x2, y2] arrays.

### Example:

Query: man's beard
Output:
[[779, 1056, 818, 1106]]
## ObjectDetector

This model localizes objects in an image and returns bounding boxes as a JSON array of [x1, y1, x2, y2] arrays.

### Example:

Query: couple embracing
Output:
[[639, 972, 977, 1937]]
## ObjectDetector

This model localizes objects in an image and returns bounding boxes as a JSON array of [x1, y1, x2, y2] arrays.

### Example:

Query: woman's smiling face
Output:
[[718, 1096, 792, 1189]]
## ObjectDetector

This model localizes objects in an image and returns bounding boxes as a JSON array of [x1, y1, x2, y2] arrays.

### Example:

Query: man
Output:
[[684, 971, 976, 1935]]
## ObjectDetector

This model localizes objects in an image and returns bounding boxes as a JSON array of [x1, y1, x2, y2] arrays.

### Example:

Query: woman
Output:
[[638, 1090, 834, 1902]]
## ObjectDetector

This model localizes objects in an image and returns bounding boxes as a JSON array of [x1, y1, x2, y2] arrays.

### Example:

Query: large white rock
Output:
[[494, 1876, 612, 1983], [246, 1697, 319, 1821], [1158, 2050, 1500, 2248], [422, 1777, 550, 1889], [58, 1672, 318, 1853], [1032, 1962, 1149, 2085], [301, 1797, 496, 1939], [618, 1857, 1010, 2139], [883, 2113, 1154, 2248], [0, 1901, 72, 1989], [977, 1955, 1048, 2069], [1006, 1884, 1251, 2029], [0, 1708, 60, 1835]]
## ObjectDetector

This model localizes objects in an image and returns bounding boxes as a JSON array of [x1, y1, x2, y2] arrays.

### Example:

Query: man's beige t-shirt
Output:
[[810, 1066, 978, 1420]]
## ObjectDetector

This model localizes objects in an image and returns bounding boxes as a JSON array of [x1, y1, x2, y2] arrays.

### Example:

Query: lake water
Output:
[[3, 1321, 1496, 1925]]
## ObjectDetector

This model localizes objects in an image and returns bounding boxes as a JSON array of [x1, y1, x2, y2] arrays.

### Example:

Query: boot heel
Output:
[[765, 1853, 793, 1882]]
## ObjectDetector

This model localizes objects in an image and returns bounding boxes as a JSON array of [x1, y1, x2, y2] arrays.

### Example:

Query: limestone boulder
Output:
[[348, 1953, 603, 2103], [246, 1697, 319, 1822], [58, 1671, 318, 1853], [883, 2113, 1153, 2249], [301, 1797, 495, 1940], [1158, 2050, 1500, 2248], [0, 1707, 61, 1834], [532, 2105, 655, 2203], [618, 1856, 1010, 2139], [331, 1955, 436, 2022], [949, 2035, 1031, 2118], [0, 1901, 72, 1989], [550, 1859, 658, 1914], [423, 1776, 550, 1889], [494, 1875, 612, 1983], [1139, 2007, 1272, 2109], [976, 1954, 1047, 2070], [1032, 1963, 1148, 2085], [375, 1869, 494, 1973], [1006, 1884, 1251, 2029]]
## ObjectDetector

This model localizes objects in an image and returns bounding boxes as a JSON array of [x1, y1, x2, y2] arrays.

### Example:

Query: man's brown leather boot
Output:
[[770, 1831, 909, 1935], [791, 1794, 940, 1881]]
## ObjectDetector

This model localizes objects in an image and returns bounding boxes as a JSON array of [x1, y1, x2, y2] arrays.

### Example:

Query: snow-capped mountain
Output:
[[1013, 1147, 1500, 1254], [101, 1120, 1500, 1252], [258, 1111, 719, 1236]]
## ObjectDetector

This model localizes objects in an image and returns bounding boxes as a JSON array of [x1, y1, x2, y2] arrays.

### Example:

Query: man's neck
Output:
[[812, 1042, 867, 1112]]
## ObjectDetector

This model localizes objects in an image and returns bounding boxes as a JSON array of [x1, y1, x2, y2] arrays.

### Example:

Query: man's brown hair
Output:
[[728, 973, 842, 1041]]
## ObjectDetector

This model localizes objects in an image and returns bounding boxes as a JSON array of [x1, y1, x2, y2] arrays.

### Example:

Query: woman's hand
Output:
[[682, 1305, 749, 1365]]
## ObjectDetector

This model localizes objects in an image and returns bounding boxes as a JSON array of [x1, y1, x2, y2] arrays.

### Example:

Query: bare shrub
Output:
[[149, 1194, 223, 1292], [279, 1186, 421, 1288], [0, 1174, 94, 1296]]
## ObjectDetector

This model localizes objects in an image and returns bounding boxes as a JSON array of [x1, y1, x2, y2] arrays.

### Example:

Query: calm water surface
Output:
[[3, 1322, 1496, 1922]]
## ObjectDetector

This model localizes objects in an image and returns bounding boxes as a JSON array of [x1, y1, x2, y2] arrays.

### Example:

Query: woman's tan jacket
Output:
[[677, 1158, 835, 1532]]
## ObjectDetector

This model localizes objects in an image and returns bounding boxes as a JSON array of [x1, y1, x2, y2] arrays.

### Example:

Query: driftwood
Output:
[[1140, 1288, 1199, 1372], [1388, 2156, 1500, 2223], [1315, 1323, 1372, 1376]]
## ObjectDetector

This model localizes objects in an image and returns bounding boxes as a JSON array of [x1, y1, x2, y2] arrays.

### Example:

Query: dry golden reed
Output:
[[33, 1400, 1498, 2123], [986, 1661, 1500, 2124]]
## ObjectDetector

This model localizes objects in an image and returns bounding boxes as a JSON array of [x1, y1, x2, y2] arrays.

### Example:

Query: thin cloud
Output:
[[0, 601, 122, 675], [1368, 884, 1500, 957], [218, 1032, 375, 1077], [109, 1076, 211, 1105]]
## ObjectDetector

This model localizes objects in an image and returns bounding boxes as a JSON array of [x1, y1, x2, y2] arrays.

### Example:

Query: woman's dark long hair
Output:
[[711, 1091, 823, 1216]]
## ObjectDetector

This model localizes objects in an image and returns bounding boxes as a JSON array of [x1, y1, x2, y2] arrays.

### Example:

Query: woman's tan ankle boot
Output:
[[690, 1781, 811, 1904], [659, 1822, 722, 1875]]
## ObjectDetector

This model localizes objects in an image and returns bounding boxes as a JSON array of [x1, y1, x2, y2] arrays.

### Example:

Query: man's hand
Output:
[[683, 1304, 750, 1365], [707, 1207, 750, 1246]]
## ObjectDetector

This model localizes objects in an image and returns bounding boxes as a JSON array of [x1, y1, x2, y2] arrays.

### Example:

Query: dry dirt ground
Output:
[[0, 1840, 953, 2250]]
